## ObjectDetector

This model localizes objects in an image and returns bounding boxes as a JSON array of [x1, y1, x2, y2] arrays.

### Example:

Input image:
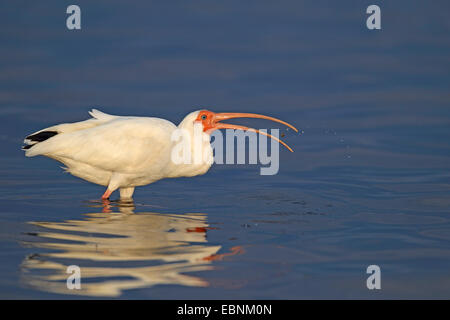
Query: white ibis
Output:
[[23, 109, 297, 199]]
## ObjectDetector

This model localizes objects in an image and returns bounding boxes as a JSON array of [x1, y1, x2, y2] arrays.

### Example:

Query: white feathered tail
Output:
[[23, 109, 116, 157]]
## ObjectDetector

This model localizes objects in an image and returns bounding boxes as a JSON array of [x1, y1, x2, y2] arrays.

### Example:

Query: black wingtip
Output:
[[25, 131, 58, 142], [22, 144, 33, 150]]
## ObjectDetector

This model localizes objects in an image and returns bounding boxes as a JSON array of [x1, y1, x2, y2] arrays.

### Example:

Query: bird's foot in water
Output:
[[101, 199, 112, 213]]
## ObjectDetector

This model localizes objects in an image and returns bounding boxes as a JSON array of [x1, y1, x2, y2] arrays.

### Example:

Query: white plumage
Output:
[[23, 109, 297, 199]]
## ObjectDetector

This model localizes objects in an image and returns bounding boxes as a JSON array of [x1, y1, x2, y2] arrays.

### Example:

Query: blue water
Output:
[[1, 0, 450, 299]]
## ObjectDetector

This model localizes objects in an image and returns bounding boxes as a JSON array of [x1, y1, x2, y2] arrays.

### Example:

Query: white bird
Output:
[[23, 109, 297, 200]]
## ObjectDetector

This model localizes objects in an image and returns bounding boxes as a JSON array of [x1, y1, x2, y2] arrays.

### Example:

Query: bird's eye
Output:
[[201, 115, 207, 120]]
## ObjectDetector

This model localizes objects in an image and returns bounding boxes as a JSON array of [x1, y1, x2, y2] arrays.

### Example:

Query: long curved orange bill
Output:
[[215, 123, 294, 153], [214, 113, 298, 133]]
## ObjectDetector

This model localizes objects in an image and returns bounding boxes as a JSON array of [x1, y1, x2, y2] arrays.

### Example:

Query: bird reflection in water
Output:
[[20, 200, 243, 297]]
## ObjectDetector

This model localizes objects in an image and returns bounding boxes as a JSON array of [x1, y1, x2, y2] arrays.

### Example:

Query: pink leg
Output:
[[101, 189, 113, 200]]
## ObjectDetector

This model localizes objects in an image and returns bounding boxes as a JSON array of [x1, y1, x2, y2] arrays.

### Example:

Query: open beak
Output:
[[211, 112, 298, 152]]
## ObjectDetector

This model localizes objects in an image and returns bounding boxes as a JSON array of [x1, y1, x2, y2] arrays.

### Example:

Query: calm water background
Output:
[[1, 0, 450, 299]]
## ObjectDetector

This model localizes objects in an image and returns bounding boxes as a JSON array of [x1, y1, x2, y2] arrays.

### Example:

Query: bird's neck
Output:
[[165, 121, 213, 178]]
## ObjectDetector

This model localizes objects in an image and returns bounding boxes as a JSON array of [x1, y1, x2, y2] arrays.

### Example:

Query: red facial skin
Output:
[[195, 110, 218, 133]]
